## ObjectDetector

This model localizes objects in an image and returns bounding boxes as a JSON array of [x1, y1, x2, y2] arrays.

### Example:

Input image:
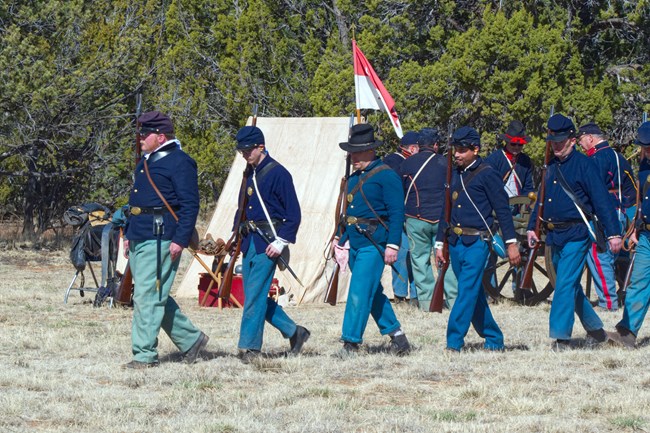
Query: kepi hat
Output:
[[236, 126, 265, 150], [418, 128, 441, 147], [139, 111, 174, 135], [400, 131, 420, 147], [634, 122, 650, 146], [546, 113, 576, 142], [452, 126, 481, 151], [498, 120, 530, 145], [576, 122, 604, 138], [339, 124, 383, 153]]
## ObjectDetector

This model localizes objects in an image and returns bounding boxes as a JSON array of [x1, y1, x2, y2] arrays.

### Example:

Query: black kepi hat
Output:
[[498, 120, 530, 144], [236, 126, 265, 150], [138, 111, 174, 134], [576, 122, 604, 138], [546, 113, 576, 142], [635, 122, 650, 146], [339, 124, 383, 153]]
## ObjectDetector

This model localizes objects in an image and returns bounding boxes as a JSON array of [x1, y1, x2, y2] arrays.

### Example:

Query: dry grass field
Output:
[[1, 247, 649, 433]]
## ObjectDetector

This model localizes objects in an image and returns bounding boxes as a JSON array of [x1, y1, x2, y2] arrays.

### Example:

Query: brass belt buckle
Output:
[[346, 216, 358, 225], [453, 227, 463, 235], [645, 223, 650, 231], [547, 222, 555, 230], [130, 206, 142, 216]]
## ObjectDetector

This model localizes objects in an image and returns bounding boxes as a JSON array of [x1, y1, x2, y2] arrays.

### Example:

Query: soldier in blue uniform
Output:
[[576, 122, 637, 311], [609, 121, 650, 348], [233, 126, 310, 361], [434, 127, 521, 352], [527, 114, 622, 351], [382, 131, 418, 305], [333, 124, 411, 355], [485, 120, 535, 198], [401, 128, 458, 310], [123, 111, 208, 369]]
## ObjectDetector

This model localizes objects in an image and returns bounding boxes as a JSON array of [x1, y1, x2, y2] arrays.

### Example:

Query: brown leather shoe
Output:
[[122, 360, 159, 369], [607, 329, 636, 349], [289, 326, 311, 355]]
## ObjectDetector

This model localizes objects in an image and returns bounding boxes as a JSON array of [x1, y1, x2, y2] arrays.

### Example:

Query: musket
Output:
[[114, 92, 143, 307], [218, 105, 257, 299], [324, 116, 354, 306], [429, 124, 453, 313], [517, 105, 554, 296], [247, 221, 304, 287]]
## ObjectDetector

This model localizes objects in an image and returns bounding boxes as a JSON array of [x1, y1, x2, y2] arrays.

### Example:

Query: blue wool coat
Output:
[[234, 155, 301, 255], [527, 147, 620, 247], [340, 158, 405, 249], [382, 152, 407, 172], [484, 149, 535, 195], [125, 142, 199, 247], [399, 149, 447, 222], [436, 157, 517, 245], [588, 141, 636, 209]]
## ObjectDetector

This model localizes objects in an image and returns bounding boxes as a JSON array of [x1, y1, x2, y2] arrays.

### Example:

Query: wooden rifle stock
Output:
[[430, 128, 454, 313], [325, 263, 340, 306], [114, 262, 134, 306]]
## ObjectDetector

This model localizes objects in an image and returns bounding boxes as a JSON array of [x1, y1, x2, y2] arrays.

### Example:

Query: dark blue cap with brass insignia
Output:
[[236, 126, 265, 150], [577, 122, 603, 138], [339, 124, 383, 153], [635, 121, 650, 146], [452, 126, 481, 150], [418, 128, 441, 147], [138, 111, 174, 134], [400, 131, 420, 146], [546, 113, 576, 142]]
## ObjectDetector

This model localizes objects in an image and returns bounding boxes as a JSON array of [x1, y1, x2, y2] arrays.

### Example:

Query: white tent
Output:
[[176, 117, 384, 303]]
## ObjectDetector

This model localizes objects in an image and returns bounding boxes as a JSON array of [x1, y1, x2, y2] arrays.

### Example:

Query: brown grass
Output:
[[0, 248, 649, 433]]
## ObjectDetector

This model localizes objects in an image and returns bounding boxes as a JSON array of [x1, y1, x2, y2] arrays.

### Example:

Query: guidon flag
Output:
[[353, 40, 403, 138]]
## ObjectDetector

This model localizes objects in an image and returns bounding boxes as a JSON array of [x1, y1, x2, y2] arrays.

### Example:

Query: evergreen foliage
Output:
[[0, 0, 648, 238]]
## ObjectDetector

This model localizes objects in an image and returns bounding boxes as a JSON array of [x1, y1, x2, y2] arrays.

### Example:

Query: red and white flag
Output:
[[353, 40, 403, 138]]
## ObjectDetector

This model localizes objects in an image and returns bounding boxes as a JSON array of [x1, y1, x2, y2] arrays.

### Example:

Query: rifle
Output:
[[429, 124, 453, 313], [517, 105, 554, 297], [324, 117, 353, 305], [114, 93, 143, 307], [218, 105, 257, 299]]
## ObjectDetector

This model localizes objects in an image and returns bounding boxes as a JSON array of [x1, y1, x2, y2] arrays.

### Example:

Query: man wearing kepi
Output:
[[576, 122, 636, 311], [233, 126, 309, 361], [333, 123, 411, 355], [609, 121, 650, 348], [527, 114, 622, 351], [435, 126, 520, 352], [401, 128, 458, 310], [123, 111, 208, 369], [382, 131, 419, 304]]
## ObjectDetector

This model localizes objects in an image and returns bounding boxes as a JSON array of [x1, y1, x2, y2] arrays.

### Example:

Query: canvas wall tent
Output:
[[175, 117, 395, 304]]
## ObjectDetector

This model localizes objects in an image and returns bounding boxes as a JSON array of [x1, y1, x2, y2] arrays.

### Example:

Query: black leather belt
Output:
[[239, 219, 282, 237], [542, 220, 582, 230], [447, 226, 489, 236], [127, 205, 179, 216], [346, 216, 385, 225]]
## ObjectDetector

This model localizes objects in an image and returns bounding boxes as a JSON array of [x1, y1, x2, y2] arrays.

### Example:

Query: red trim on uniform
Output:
[[591, 242, 613, 309]]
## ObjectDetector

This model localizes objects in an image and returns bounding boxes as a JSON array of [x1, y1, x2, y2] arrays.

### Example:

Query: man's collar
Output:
[[144, 139, 181, 159], [461, 157, 481, 173]]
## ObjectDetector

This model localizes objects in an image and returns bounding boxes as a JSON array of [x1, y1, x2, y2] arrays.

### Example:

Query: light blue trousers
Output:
[[129, 240, 201, 363], [549, 239, 604, 339]]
